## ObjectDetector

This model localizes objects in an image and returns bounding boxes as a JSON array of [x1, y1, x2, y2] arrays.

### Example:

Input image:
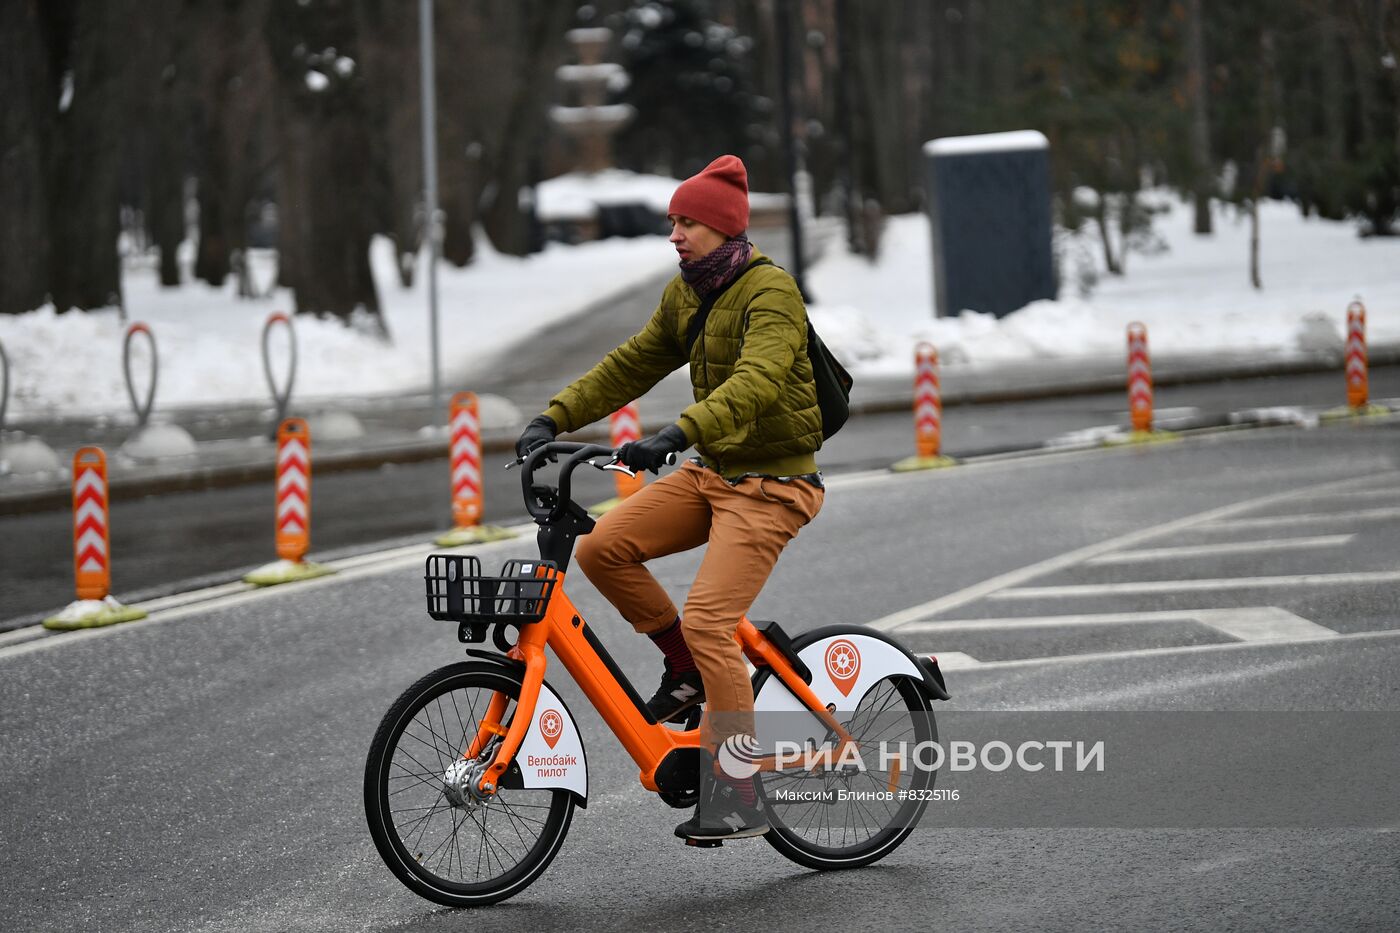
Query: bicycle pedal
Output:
[[684, 837, 723, 848]]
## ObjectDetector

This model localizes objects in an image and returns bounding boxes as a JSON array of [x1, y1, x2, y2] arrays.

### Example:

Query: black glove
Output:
[[617, 424, 689, 474], [515, 414, 557, 459]]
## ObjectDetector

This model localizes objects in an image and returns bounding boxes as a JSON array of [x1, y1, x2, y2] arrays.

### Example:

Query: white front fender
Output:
[[503, 679, 588, 805]]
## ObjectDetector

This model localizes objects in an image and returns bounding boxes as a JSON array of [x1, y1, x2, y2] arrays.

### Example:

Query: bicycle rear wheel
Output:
[[755, 628, 937, 870], [364, 662, 574, 906]]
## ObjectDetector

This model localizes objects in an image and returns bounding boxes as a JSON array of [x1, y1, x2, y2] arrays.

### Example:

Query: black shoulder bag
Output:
[[685, 258, 853, 441]]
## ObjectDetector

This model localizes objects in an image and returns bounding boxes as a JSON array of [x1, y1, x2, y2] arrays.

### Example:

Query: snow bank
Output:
[[0, 233, 674, 419], [1, 188, 1394, 420], [808, 196, 1400, 376]]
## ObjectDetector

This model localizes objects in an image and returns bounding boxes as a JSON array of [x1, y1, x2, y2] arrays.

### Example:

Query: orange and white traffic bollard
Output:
[[449, 392, 483, 529], [42, 447, 147, 629], [588, 401, 647, 514], [1345, 299, 1368, 411], [891, 343, 956, 471], [914, 343, 942, 459], [274, 418, 311, 562], [610, 401, 645, 500], [435, 393, 514, 546], [72, 447, 111, 600], [245, 418, 332, 585], [1127, 322, 1153, 434]]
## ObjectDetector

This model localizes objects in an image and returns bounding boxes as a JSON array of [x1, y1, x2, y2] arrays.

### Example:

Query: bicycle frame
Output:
[[468, 575, 857, 796], [460, 441, 861, 798]]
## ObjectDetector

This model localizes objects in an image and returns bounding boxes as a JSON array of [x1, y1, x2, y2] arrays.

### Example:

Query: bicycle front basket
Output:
[[424, 554, 559, 625]]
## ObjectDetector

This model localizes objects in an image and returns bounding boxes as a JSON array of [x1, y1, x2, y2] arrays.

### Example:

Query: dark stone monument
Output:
[[924, 131, 1057, 318]]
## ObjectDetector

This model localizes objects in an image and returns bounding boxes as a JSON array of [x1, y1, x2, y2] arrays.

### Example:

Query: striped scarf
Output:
[[679, 235, 753, 298]]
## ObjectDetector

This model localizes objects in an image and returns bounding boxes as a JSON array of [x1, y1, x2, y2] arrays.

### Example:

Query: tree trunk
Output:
[[265, 0, 380, 324], [1249, 186, 1261, 290], [480, 0, 573, 255], [1249, 29, 1277, 290], [0, 0, 54, 315], [48, 0, 125, 314], [355, 0, 422, 287], [1095, 193, 1122, 276], [833, 0, 864, 255], [194, 118, 232, 287], [1185, 0, 1213, 234]]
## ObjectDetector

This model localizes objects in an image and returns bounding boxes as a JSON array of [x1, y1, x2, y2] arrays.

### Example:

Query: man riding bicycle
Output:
[[515, 154, 824, 842]]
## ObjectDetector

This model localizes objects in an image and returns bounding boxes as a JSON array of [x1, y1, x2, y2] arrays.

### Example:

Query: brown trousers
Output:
[[575, 462, 823, 743]]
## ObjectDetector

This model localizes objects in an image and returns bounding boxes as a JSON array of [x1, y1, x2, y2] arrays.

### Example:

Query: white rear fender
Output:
[[752, 630, 925, 750]]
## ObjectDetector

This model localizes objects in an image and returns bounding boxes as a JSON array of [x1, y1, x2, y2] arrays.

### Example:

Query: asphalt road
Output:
[[1, 412, 1397, 931], [3, 364, 1396, 630]]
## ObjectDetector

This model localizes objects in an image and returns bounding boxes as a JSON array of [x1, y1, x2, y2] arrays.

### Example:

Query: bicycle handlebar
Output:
[[516, 441, 678, 525]]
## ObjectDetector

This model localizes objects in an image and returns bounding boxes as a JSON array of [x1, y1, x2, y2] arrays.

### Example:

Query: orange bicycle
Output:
[[364, 441, 951, 906]]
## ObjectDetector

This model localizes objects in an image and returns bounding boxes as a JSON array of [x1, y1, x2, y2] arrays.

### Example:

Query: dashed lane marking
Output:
[[1085, 535, 1355, 564], [919, 628, 1398, 674], [927, 651, 981, 670], [1281, 487, 1399, 504], [868, 470, 1399, 632], [899, 606, 1337, 642], [993, 570, 1400, 600], [1196, 506, 1400, 531]]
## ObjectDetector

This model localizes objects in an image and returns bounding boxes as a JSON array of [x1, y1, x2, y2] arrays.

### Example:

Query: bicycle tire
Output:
[[754, 625, 937, 871], [364, 662, 575, 907]]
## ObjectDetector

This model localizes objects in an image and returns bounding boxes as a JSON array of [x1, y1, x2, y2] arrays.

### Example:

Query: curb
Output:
[[2, 401, 1394, 636], [3, 349, 1396, 516]]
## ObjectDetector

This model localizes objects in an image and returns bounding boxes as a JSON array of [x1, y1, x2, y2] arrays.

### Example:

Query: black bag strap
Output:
[[684, 257, 773, 355]]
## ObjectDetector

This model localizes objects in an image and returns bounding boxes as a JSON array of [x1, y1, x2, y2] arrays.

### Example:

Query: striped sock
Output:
[[648, 618, 696, 673], [721, 773, 757, 807]]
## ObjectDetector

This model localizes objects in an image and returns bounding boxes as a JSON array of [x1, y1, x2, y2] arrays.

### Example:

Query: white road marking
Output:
[[868, 470, 1399, 631], [925, 627, 1399, 674], [897, 606, 1337, 642], [928, 651, 980, 670], [1197, 506, 1400, 530], [0, 524, 537, 663], [0, 627, 47, 649], [993, 569, 1400, 599], [1195, 606, 1339, 642], [1086, 535, 1354, 564], [1282, 487, 1399, 504]]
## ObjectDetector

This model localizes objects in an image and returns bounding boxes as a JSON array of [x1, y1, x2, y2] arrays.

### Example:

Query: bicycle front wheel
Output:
[[755, 628, 937, 871], [364, 662, 574, 907]]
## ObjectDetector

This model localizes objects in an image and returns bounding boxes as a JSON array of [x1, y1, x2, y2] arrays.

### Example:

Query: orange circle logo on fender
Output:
[[539, 709, 564, 749], [824, 639, 862, 697]]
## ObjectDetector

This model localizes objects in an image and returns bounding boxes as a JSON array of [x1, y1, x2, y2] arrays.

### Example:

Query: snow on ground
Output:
[[0, 233, 675, 419], [1, 186, 1395, 420], [808, 195, 1400, 376], [535, 167, 787, 221]]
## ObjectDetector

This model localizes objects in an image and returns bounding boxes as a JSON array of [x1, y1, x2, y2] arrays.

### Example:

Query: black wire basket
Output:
[[424, 555, 559, 626]]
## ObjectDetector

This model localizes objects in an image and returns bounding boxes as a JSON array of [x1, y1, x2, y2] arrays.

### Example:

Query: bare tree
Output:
[[46, 0, 126, 314], [1185, 0, 1214, 234], [265, 0, 381, 325], [0, 0, 53, 315]]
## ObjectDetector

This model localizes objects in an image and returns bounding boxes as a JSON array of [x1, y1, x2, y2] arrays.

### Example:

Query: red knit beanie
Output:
[[667, 155, 750, 237]]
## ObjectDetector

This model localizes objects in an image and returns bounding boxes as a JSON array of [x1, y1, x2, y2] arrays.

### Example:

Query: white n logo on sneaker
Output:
[[671, 683, 699, 702]]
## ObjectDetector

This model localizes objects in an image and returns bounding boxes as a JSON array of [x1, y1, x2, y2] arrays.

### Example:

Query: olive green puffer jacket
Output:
[[542, 249, 822, 478]]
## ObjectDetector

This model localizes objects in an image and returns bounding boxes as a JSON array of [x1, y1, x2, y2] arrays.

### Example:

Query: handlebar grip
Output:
[[663, 452, 679, 466]]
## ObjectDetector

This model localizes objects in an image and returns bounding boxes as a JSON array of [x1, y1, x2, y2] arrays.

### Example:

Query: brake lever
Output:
[[588, 456, 637, 479]]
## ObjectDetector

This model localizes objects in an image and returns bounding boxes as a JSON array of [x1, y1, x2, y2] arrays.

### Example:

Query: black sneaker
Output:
[[674, 764, 768, 841], [646, 664, 705, 723]]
